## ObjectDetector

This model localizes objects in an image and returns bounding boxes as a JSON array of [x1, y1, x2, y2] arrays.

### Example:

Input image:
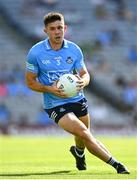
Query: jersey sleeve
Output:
[[26, 50, 39, 74], [74, 46, 86, 71]]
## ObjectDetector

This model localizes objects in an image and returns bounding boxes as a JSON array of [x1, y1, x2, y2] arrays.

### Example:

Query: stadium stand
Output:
[[0, 0, 137, 134]]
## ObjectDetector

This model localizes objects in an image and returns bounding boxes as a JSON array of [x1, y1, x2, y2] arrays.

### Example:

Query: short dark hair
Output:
[[43, 12, 64, 27]]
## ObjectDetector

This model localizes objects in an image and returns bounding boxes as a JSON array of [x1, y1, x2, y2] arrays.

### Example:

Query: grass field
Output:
[[0, 135, 136, 179]]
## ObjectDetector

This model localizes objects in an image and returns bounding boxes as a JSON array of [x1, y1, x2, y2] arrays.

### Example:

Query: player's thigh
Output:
[[58, 112, 88, 136], [79, 113, 90, 129]]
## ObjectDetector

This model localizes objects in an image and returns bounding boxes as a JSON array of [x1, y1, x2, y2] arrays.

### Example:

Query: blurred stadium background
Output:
[[0, 0, 137, 136]]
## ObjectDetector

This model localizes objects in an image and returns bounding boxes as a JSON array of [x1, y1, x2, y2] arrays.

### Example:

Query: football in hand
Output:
[[57, 73, 78, 97]]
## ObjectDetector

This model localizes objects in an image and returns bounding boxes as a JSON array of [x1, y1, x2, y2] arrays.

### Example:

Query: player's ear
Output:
[[43, 27, 47, 34], [64, 25, 67, 33]]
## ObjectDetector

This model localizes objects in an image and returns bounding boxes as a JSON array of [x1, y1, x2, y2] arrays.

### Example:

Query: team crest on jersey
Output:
[[66, 57, 73, 64]]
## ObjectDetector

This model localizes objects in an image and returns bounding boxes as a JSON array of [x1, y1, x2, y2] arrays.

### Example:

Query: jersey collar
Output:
[[44, 38, 68, 50]]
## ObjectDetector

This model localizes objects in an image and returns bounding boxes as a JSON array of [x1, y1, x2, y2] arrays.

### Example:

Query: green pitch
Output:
[[0, 135, 136, 179]]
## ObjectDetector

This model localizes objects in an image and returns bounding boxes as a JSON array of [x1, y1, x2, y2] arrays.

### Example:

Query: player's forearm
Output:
[[26, 80, 51, 93]]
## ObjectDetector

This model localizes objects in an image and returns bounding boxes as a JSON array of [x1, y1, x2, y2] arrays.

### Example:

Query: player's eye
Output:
[[58, 26, 63, 30], [50, 27, 55, 31]]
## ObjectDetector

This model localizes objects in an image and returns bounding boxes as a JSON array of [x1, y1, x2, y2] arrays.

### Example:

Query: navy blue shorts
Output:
[[45, 98, 88, 124]]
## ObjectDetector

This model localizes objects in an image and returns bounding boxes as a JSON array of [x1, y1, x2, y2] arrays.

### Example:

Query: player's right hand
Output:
[[49, 82, 69, 98]]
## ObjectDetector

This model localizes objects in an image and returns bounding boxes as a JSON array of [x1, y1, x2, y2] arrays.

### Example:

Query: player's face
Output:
[[44, 20, 67, 45]]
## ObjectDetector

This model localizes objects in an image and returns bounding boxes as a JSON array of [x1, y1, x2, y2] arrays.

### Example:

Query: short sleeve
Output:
[[26, 50, 39, 73], [74, 46, 86, 71]]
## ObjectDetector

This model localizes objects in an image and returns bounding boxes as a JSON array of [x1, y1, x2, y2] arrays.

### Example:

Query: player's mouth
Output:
[[55, 36, 62, 40]]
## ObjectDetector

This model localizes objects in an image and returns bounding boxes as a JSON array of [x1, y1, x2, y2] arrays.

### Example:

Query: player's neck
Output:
[[49, 40, 63, 51]]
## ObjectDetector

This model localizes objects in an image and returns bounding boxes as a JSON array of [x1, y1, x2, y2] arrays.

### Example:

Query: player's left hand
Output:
[[76, 76, 85, 92]]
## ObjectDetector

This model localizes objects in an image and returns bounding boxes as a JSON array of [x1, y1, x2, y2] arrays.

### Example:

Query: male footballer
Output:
[[25, 12, 129, 174]]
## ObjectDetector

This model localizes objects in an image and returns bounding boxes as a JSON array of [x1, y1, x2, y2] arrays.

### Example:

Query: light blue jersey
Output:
[[26, 38, 85, 109]]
